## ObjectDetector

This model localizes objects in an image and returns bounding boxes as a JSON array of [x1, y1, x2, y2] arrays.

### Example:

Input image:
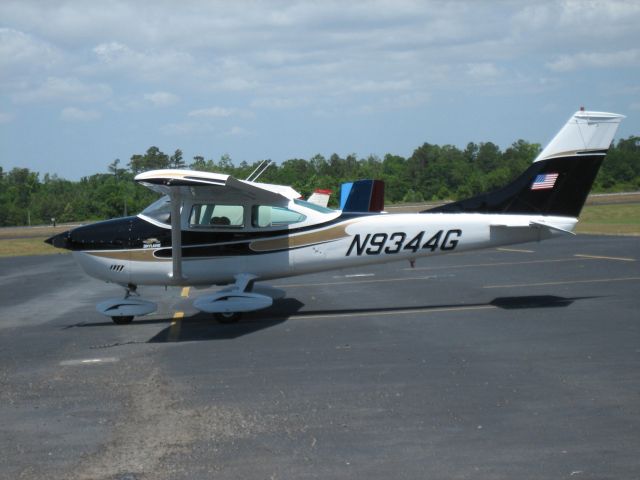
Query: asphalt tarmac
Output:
[[1, 235, 639, 479]]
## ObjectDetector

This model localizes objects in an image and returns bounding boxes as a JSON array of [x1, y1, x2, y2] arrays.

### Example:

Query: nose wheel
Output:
[[215, 312, 242, 323]]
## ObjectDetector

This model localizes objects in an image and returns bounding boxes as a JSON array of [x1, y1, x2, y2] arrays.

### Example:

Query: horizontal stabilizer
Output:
[[308, 189, 333, 208], [529, 220, 575, 235]]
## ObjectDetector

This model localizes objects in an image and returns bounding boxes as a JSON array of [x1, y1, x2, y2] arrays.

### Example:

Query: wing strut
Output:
[[169, 189, 185, 283]]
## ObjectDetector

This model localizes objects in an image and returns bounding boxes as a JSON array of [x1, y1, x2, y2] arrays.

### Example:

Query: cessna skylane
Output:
[[47, 110, 625, 324]]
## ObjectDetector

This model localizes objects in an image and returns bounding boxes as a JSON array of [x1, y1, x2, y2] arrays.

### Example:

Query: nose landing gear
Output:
[[96, 284, 158, 325]]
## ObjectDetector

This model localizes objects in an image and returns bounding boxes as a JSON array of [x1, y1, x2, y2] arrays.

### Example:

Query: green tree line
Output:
[[1, 137, 638, 227]]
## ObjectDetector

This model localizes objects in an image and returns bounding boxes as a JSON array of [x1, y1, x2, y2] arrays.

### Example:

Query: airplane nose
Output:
[[45, 230, 72, 249]]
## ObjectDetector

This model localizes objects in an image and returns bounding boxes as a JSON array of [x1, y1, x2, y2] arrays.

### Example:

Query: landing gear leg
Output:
[[125, 283, 138, 298], [108, 284, 138, 324]]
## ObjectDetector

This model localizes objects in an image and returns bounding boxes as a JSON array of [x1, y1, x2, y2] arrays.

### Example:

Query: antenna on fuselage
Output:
[[246, 160, 272, 182]]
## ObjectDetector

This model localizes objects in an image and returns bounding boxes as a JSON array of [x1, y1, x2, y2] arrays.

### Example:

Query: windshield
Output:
[[140, 195, 171, 225]]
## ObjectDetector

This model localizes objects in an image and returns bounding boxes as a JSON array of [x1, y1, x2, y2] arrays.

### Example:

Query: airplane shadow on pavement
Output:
[[67, 295, 597, 342]]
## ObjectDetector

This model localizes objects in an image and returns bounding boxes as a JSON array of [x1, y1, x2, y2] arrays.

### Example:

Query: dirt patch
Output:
[[72, 366, 267, 480]]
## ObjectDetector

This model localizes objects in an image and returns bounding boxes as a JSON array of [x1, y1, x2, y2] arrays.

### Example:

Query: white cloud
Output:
[[546, 49, 640, 72], [143, 91, 179, 107], [512, 1, 640, 40], [350, 79, 412, 93], [160, 122, 215, 136], [466, 62, 502, 81], [0, 28, 62, 79], [188, 107, 235, 118], [225, 126, 248, 137], [188, 107, 253, 118], [60, 107, 101, 121], [90, 41, 195, 81], [13, 76, 111, 103], [251, 97, 310, 109]]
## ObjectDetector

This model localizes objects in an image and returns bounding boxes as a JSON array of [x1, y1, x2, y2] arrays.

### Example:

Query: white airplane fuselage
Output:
[[71, 211, 573, 287]]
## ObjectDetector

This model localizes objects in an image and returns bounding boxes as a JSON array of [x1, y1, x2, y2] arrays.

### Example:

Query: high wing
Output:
[[134, 169, 300, 205]]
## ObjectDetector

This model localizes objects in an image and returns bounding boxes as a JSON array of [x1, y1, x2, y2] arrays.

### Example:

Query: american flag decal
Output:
[[531, 173, 559, 190]]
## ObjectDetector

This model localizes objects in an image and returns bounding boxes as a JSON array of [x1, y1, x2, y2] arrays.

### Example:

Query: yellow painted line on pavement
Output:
[[574, 254, 636, 262], [169, 311, 184, 341], [483, 276, 640, 289], [181, 287, 191, 297]]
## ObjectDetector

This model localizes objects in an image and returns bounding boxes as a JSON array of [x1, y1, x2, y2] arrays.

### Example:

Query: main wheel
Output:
[[112, 315, 134, 325], [215, 312, 242, 324]]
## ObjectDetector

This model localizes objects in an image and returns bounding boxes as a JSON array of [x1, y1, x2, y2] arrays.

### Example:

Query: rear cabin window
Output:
[[252, 206, 306, 228], [189, 204, 244, 227]]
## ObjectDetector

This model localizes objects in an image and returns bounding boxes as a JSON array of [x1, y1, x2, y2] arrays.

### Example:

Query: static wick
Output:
[[409, 259, 416, 269]]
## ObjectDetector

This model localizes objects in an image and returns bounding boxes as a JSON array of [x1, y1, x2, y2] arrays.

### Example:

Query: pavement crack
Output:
[[89, 341, 146, 349]]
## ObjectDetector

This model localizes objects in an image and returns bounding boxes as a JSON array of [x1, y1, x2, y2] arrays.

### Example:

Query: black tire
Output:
[[215, 312, 242, 324], [112, 316, 134, 325]]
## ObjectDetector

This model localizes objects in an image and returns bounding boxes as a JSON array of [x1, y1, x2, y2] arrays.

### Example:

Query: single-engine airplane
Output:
[[47, 110, 624, 324]]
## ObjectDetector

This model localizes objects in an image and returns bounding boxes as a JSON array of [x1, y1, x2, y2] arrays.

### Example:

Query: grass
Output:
[[0, 224, 77, 258], [575, 203, 640, 235], [0, 237, 63, 257], [0, 224, 74, 240]]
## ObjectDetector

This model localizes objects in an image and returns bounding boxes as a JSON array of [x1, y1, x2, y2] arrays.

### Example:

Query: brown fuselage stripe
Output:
[[249, 220, 355, 252], [84, 219, 357, 261], [87, 249, 169, 262]]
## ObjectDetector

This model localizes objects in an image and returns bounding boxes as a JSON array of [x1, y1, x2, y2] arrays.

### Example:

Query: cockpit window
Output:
[[252, 205, 306, 227], [190, 204, 244, 227], [140, 195, 171, 225], [293, 198, 334, 213]]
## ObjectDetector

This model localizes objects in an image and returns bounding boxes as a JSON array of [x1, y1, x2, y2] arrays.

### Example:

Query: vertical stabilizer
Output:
[[426, 110, 625, 217]]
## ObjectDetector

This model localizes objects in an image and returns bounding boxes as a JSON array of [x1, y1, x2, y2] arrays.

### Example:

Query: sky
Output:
[[1, 0, 639, 180]]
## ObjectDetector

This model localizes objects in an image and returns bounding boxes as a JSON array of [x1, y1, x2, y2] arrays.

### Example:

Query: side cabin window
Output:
[[252, 205, 306, 228], [189, 204, 244, 228]]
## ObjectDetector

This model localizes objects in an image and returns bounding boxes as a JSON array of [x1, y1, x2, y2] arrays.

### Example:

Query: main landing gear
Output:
[[112, 315, 134, 325], [193, 274, 285, 323]]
